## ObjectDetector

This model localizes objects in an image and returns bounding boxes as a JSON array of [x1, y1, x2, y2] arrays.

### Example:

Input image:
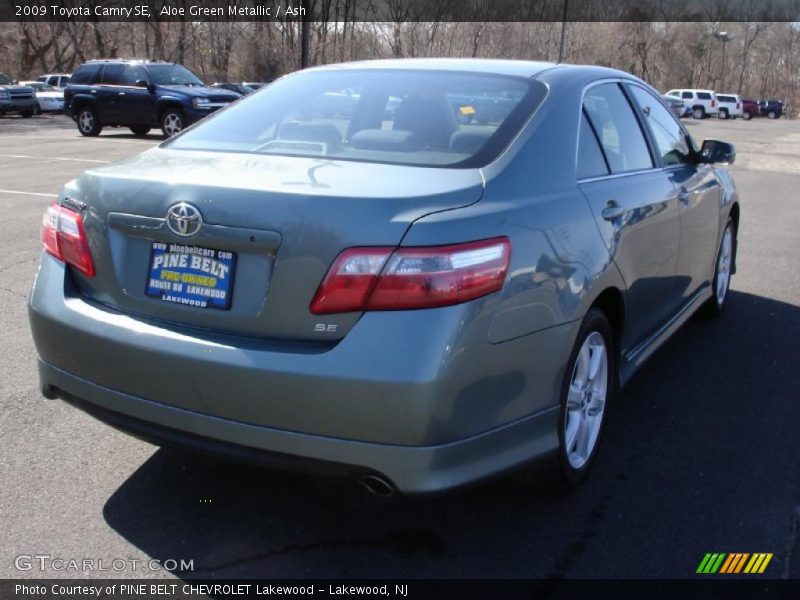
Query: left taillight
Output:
[[41, 202, 95, 277], [310, 237, 511, 314]]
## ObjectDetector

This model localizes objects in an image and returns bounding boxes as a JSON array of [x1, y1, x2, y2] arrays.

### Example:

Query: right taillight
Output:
[[310, 237, 511, 314], [41, 202, 95, 277]]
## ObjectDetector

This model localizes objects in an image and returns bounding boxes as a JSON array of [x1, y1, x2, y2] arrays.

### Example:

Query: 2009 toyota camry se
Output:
[[29, 59, 739, 495]]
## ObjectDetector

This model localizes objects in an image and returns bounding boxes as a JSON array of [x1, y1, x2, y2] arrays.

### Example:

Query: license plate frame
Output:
[[145, 242, 237, 310]]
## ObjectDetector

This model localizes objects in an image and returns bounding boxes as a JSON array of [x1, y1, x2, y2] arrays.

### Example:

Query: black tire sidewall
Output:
[[556, 308, 615, 485], [707, 218, 736, 315]]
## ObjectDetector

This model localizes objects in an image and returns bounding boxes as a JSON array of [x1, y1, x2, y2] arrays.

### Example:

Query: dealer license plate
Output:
[[145, 242, 236, 310]]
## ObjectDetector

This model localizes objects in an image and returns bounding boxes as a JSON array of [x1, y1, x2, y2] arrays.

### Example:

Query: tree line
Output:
[[0, 20, 797, 114]]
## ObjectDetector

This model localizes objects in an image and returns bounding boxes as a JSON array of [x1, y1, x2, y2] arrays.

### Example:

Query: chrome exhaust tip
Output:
[[359, 474, 396, 498]]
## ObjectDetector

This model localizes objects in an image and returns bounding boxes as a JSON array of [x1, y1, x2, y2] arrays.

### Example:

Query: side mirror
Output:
[[700, 139, 735, 165]]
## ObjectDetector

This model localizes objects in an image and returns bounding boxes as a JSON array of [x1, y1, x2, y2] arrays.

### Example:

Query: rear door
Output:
[[116, 64, 157, 125], [96, 64, 125, 122], [578, 82, 681, 349], [626, 84, 721, 304]]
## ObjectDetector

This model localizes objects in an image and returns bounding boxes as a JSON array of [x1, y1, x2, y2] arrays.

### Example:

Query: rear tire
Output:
[[21, 110, 34, 118], [76, 106, 102, 136], [718, 109, 728, 119], [532, 308, 615, 487], [743, 111, 752, 120], [768, 110, 777, 119], [129, 126, 151, 136], [702, 218, 736, 317]]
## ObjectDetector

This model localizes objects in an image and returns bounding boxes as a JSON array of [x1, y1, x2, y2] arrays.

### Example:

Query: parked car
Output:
[[37, 73, 71, 89], [665, 88, 718, 119], [741, 99, 759, 120], [30, 59, 740, 494], [715, 94, 743, 119], [19, 81, 65, 114], [758, 99, 783, 119], [0, 72, 37, 117], [64, 59, 240, 138], [242, 81, 269, 90], [211, 82, 255, 95], [662, 94, 689, 118]]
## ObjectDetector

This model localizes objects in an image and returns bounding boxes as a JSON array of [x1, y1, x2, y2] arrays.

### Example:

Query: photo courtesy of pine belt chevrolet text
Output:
[[28, 58, 740, 496]]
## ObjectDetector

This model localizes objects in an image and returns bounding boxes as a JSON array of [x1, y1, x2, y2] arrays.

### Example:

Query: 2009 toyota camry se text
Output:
[[28, 58, 740, 495]]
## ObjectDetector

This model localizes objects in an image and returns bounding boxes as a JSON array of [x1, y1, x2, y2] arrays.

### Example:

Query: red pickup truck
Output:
[[741, 99, 759, 120]]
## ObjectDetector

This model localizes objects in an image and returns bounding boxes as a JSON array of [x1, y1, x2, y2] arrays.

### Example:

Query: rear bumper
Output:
[[29, 254, 575, 492], [38, 359, 559, 494]]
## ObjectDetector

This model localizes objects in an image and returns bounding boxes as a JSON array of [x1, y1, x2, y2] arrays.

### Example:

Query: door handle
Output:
[[118, 92, 126, 96], [601, 201, 626, 221], [678, 189, 691, 206]]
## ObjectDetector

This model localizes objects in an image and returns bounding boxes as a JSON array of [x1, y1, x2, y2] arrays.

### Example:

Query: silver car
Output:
[[29, 59, 739, 495]]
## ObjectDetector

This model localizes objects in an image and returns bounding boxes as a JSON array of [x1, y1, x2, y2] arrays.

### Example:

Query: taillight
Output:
[[711, 99, 716, 107], [737, 102, 741, 109], [310, 238, 511, 314], [41, 202, 95, 277]]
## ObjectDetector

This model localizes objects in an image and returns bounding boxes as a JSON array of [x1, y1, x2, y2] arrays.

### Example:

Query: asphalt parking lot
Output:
[[1, 112, 799, 580]]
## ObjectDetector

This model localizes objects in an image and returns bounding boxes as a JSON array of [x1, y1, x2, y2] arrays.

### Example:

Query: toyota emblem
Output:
[[165, 202, 203, 237]]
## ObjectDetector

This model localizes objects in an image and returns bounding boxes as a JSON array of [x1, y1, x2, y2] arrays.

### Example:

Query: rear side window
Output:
[[121, 65, 148, 86], [46, 76, 58, 86], [628, 85, 692, 166], [577, 111, 609, 179], [583, 83, 653, 174], [681, 91, 693, 99], [697, 92, 712, 100], [717, 95, 735, 103], [70, 64, 101, 85], [100, 64, 124, 85], [168, 69, 547, 168]]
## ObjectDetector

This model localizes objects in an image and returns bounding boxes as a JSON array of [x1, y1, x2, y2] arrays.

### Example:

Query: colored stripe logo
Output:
[[696, 552, 773, 574]]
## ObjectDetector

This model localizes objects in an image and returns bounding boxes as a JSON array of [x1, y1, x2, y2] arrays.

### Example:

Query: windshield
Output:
[[0, 74, 13, 85], [167, 69, 545, 168], [146, 64, 204, 86]]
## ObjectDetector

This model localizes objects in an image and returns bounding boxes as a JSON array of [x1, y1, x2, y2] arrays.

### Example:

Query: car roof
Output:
[[304, 58, 638, 81]]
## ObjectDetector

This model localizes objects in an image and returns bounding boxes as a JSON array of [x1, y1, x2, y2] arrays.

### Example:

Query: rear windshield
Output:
[[697, 92, 713, 100], [167, 69, 546, 168]]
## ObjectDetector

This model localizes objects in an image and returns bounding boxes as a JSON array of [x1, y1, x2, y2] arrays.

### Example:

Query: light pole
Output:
[[557, 0, 569, 63], [713, 31, 735, 91]]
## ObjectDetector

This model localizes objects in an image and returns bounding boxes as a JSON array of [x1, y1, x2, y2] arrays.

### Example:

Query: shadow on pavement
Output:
[[102, 290, 800, 578]]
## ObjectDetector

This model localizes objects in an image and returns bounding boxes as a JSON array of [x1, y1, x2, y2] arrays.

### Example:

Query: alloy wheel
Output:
[[564, 331, 608, 469], [79, 110, 94, 133], [716, 226, 733, 306], [163, 113, 183, 137]]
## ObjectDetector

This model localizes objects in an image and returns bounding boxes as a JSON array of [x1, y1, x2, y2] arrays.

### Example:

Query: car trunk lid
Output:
[[69, 148, 484, 342]]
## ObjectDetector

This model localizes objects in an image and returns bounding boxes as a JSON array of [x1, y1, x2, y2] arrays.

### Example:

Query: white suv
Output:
[[36, 73, 71, 89], [715, 94, 743, 119], [665, 89, 718, 119]]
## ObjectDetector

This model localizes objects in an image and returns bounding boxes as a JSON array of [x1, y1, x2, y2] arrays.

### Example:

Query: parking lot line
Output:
[[0, 189, 58, 198], [0, 154, 111, 164]]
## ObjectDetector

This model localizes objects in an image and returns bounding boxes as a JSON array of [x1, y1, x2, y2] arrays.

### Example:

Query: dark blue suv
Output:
[[65, 60, 240, 138]]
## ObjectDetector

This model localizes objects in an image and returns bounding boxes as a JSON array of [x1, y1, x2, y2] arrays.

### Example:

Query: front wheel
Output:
[[768, 110, 777, 119], [692, 107, 705, 119], [702, 219, 736, 317], [743, 111, 752, 120], [718, 109, 728, 119], [76, 106, 102, 136], [160, 108, 185, 138]]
